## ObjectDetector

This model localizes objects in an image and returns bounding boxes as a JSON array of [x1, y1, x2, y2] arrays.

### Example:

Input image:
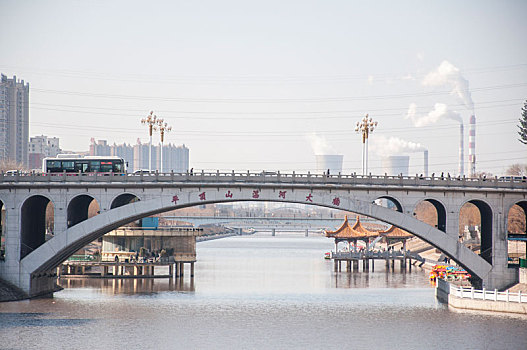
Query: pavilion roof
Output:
[[325, 216, 379, 239], [379, 225, 413, 239]]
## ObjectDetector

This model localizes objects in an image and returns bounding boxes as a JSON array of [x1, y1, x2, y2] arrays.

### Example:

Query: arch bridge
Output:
[[0, 171, 525, 298]]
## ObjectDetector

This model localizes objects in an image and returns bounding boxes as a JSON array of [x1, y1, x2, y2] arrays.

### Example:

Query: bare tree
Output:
[[506, 163, 527, 176], [0, 159, 27, 172]]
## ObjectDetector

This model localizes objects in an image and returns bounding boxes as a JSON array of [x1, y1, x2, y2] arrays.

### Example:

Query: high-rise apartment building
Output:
[[28, 135, 61, 169], [89, 138, 111, 156], [0, 74, 29, 166], [90, 138, 189, 173]]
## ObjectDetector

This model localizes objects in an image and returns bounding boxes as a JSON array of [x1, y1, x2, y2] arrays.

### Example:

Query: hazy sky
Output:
[[1, 0, 526, 175]]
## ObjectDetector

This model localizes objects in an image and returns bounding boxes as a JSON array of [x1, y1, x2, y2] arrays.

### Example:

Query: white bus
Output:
[[42, 155, 127, 173]]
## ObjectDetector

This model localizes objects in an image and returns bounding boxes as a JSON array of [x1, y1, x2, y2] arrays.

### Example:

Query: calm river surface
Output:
[[1, 233, 527, 350]]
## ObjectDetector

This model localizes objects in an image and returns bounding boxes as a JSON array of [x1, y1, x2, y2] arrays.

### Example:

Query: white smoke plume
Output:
[[405, 103, 462, 127], [307, 133, 336, 155], [422, 60, 474, 111], [372, 135, 426, 157]]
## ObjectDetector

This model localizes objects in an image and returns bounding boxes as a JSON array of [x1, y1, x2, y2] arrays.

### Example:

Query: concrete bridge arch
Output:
[[19, 188, 495, 293]]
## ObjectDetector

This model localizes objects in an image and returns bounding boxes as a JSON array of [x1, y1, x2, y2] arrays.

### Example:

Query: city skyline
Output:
[[1, 1, 526, 175]]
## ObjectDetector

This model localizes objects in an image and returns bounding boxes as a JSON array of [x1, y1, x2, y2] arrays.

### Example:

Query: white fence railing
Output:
[[449, 283, 527, 303]]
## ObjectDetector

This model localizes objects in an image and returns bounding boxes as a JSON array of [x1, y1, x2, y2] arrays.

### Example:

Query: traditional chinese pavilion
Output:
[[379, 225, 413, 251], [325, 215, 379, 252]]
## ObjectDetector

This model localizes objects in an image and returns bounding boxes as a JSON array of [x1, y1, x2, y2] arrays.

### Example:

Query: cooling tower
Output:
[[382, 155, 409, 176], [316, 155, 343, 174], [469, 115, 476, 177]]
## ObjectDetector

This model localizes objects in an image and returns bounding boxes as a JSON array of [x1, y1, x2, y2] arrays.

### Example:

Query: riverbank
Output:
[[197, 232, 238, 242], [436, 277, 527, 315]]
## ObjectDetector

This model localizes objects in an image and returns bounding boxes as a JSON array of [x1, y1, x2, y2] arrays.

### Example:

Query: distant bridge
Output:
[[165, 215, 380, 230], [0, 171, 525, 298]]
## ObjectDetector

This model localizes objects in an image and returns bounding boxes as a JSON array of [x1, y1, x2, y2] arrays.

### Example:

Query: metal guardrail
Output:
[[449, 283, 527, 303], [0, 171, 525, 190]]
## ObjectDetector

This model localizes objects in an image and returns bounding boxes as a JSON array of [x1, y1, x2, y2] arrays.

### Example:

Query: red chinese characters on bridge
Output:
[[171, 195, 179, 204], [278, 191, 287, 199], [305, 193, 313, 202], [225, 190, 233, 198], [332, 197, 340, 206], [199, 192, 206, 201], [252, 190, 260, 199]]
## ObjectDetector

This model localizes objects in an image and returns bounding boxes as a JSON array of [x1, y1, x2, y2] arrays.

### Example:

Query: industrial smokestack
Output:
[[459, 123, 464, 177], [469, 115, 476, 177], [423, 150, 429, 177]]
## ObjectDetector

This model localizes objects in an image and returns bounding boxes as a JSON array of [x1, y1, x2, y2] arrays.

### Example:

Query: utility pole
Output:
[[141, 111, 157, 172], [355, 114, 378, 175], [157, 119, 171, 173]]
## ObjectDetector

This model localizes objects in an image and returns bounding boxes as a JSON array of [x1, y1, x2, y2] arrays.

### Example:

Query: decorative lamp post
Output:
[[141, 111, 157, 172], [157, 119, 172, 173], [355, 114, 378, 175]]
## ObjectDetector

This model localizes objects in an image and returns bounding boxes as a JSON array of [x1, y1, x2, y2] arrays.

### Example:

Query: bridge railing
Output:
[[0, 170, 525, 189], [331, 250, 423, 261]]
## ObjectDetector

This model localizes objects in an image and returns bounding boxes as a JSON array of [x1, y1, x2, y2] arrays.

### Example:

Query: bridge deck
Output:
[[1, 171, 525, 191]]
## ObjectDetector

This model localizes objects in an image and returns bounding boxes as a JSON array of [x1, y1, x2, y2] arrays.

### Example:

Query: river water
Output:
[[1, 233, 527, 350]]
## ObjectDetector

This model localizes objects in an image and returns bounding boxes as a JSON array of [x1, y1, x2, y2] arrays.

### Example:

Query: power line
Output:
[[28, 99, 525, 120], [3, 62, 527, 84], [30, 82, 527, 104]]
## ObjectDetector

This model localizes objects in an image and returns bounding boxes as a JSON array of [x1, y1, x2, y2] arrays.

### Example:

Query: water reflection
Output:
[[0, 312, 92, 329], [2, 233, 526, 350], [60, 277, 195, 295]]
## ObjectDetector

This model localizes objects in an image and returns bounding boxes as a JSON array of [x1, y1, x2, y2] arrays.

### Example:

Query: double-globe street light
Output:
[[157, 119, 172, 172], [355, 114, 378, 175], [141, 111, 157, 172]]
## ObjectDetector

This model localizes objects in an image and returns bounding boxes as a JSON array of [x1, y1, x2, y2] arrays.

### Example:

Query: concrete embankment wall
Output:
[[197, 233, 237, 243], [436, 277, 527, 315], [447, 295, 527, 314], [520, 268, 527, 284]]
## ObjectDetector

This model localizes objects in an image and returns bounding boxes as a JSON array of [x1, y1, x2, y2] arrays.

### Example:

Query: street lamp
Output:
[[355, 114, 378, 175], [141, 111, 157, 172], [157, 119, 172, 173]]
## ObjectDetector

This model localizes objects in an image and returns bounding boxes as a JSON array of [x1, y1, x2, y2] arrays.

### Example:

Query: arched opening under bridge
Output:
[[507, 200, 527, 265], [20, 195, 54, 260], [414, 199, 446, 232], [374, 196, 403, 213], [111, 193, 140, 209], [67, 195, 100, 228], [459, 200, 493, 265]]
